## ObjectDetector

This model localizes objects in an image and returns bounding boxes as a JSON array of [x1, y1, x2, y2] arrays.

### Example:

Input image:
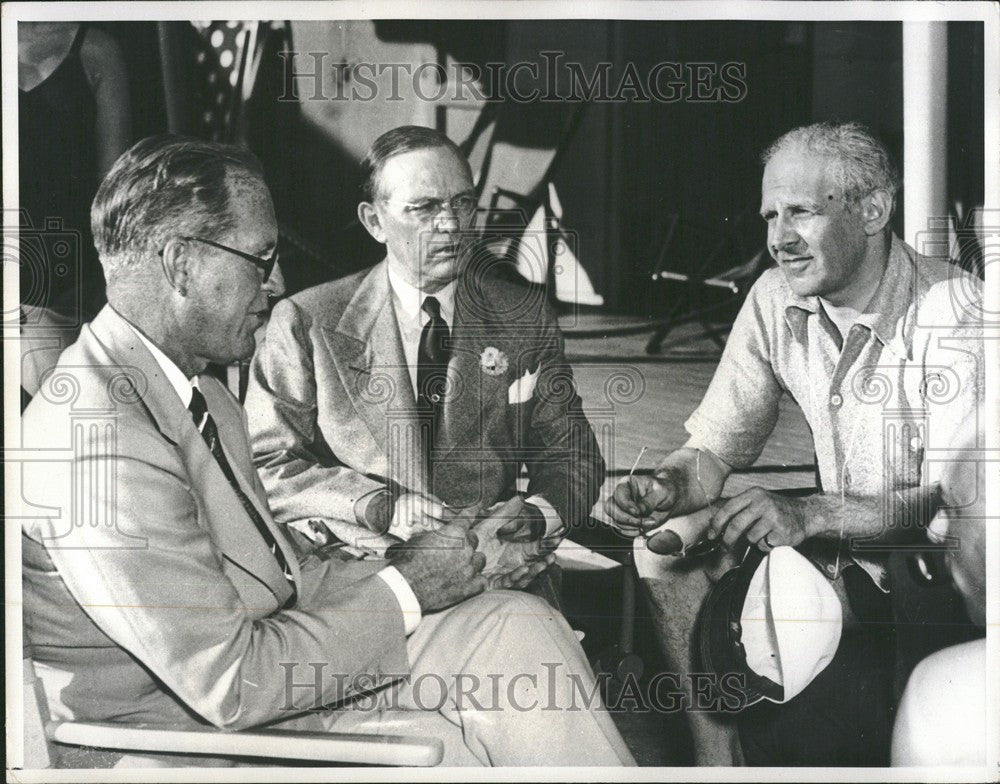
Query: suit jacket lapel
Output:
[[322, 262, 427, 494], [89, 307, 293, 607], [201, 379, 299, 604]]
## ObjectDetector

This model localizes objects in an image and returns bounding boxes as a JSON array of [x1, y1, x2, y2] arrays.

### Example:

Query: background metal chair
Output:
[[474, 103, 604, 308], [645, 209, 768, 354]]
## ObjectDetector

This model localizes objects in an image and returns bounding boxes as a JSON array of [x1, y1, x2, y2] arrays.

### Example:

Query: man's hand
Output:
[[707, 487, 811, 551], [496, 502, 547, 541], [387, 521, 487, 612], [389, 492, 449, 541], [604, 474, 678, 536], [492, 552, 557, 590], [470, 497, 554, 590]]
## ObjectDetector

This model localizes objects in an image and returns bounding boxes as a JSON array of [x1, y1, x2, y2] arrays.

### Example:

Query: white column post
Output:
[[903, 22, 949, 255]]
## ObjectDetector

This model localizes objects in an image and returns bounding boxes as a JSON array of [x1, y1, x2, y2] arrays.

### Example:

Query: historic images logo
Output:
[[279, 51, 749, 104]]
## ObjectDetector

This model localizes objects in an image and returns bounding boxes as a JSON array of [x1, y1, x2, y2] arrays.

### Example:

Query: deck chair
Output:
[[21, 644, 442, 769], [474, 103, 603, 307], [947, 200, 987, 279], [645, 209, 768, 354]]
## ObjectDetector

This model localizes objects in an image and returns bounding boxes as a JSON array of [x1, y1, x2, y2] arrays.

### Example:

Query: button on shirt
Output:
[[124, 316, 423, 633], [685, 237, 983, 585]]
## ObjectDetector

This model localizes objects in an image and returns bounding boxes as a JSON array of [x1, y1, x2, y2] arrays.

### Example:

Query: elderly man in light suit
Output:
[[20, 135, 634, 767], [246, 125, 605, 580]]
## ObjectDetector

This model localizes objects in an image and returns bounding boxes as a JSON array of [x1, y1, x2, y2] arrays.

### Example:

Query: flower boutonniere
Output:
[[479, 346, 509, 377]]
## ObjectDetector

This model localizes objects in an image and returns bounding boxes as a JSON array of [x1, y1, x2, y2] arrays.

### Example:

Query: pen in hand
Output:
[[627, 445, 647, 479]]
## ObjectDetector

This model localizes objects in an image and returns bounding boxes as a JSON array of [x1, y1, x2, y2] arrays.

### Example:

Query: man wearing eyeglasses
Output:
[[246, 126, 605, 595], [20, 134, 633, 766]]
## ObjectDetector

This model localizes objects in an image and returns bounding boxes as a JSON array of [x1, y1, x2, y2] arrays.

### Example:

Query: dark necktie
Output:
[[188, 387, 296, 605], [416, 296, 451, 474]]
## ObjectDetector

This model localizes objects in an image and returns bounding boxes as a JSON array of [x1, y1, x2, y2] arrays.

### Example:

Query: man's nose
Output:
[[262, 259, 286, 299], [433, 210, 461, 233], [770, 215, 802, 254]]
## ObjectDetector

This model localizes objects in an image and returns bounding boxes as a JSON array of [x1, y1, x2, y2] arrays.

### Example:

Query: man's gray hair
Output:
[[762, 122, 901, 210], [91, 135, 265, 281]]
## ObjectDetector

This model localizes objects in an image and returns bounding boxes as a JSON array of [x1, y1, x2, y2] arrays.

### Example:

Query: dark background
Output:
[[91, 20, 985, 310]]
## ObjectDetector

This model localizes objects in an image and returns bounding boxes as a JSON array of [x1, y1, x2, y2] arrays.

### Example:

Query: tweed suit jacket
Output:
[[246, 260, 605, 541]]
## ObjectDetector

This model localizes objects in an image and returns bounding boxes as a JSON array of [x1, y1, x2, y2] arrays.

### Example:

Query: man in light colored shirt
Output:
[[606, 122, 983, 765], [20, 134, 633, 767], [246, 126, 605, 585]]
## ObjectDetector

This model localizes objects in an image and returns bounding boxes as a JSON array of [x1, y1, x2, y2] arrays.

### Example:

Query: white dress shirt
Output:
[[123, 313, 422, 633], [386, 263, 456, 398]]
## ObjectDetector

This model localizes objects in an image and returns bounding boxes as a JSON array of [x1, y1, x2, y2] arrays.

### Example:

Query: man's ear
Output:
[[861, 189, 893, 236], [160, 237, 192, 296], [358, 202, 386, 243]]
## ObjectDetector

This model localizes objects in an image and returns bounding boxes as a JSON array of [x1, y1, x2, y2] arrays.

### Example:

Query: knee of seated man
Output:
[[457, 589, 570, 640], [469, 588, 560, 618]]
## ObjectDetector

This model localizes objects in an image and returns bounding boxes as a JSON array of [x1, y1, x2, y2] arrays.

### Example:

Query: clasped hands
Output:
[[387, 493, 557, 612], [604, 474, 812, 553]]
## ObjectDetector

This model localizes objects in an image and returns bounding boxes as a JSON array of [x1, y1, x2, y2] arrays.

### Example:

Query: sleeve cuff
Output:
[[525, 495, 565, 536], [354, 488, 392, 534], [376, 565, 422, 635]]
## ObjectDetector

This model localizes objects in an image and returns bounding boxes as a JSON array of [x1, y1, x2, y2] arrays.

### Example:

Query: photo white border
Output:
[[4, 2, 997, 781]]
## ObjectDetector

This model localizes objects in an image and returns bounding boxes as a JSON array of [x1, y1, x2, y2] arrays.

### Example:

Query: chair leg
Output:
[[619, 552, 636, 655], [602, 552, 644, 690], [617, 554, 644, 680], [645, 325, 672, 354], [701, 319, 729, 351]]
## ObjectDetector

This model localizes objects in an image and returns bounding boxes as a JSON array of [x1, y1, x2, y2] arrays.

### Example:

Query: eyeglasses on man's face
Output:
[[381, 191, 478, 223], [165, 235, 278, 282]]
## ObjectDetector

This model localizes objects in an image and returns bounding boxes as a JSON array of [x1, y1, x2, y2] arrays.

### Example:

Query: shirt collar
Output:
[[851, 235, 914, 359], [783, 234, 912, 359], [121, 314, 199, 407], [386, 262, 455, 327]]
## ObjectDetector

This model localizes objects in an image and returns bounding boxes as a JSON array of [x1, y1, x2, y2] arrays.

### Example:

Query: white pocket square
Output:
[[508, 367, 539, 404]]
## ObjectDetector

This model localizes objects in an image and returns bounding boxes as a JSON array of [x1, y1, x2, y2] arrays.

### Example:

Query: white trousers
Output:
[[324, 589, 636, 766]]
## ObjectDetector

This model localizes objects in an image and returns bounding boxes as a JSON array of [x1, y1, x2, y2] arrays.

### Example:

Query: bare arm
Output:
[[79, 26, 132, 179], [805, 484, 943, 544], [707, 482, 943, 552]]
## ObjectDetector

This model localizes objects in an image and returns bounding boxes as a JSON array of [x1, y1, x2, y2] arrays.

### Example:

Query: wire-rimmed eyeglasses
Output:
[[381, 191, 478, 223]]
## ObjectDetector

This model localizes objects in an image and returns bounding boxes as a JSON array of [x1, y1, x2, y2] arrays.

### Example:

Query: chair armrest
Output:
[[47, 721, 443, 767]]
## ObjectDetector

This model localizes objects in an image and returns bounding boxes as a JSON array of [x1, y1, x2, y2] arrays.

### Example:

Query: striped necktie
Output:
[[188, 386, 296, 605]]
